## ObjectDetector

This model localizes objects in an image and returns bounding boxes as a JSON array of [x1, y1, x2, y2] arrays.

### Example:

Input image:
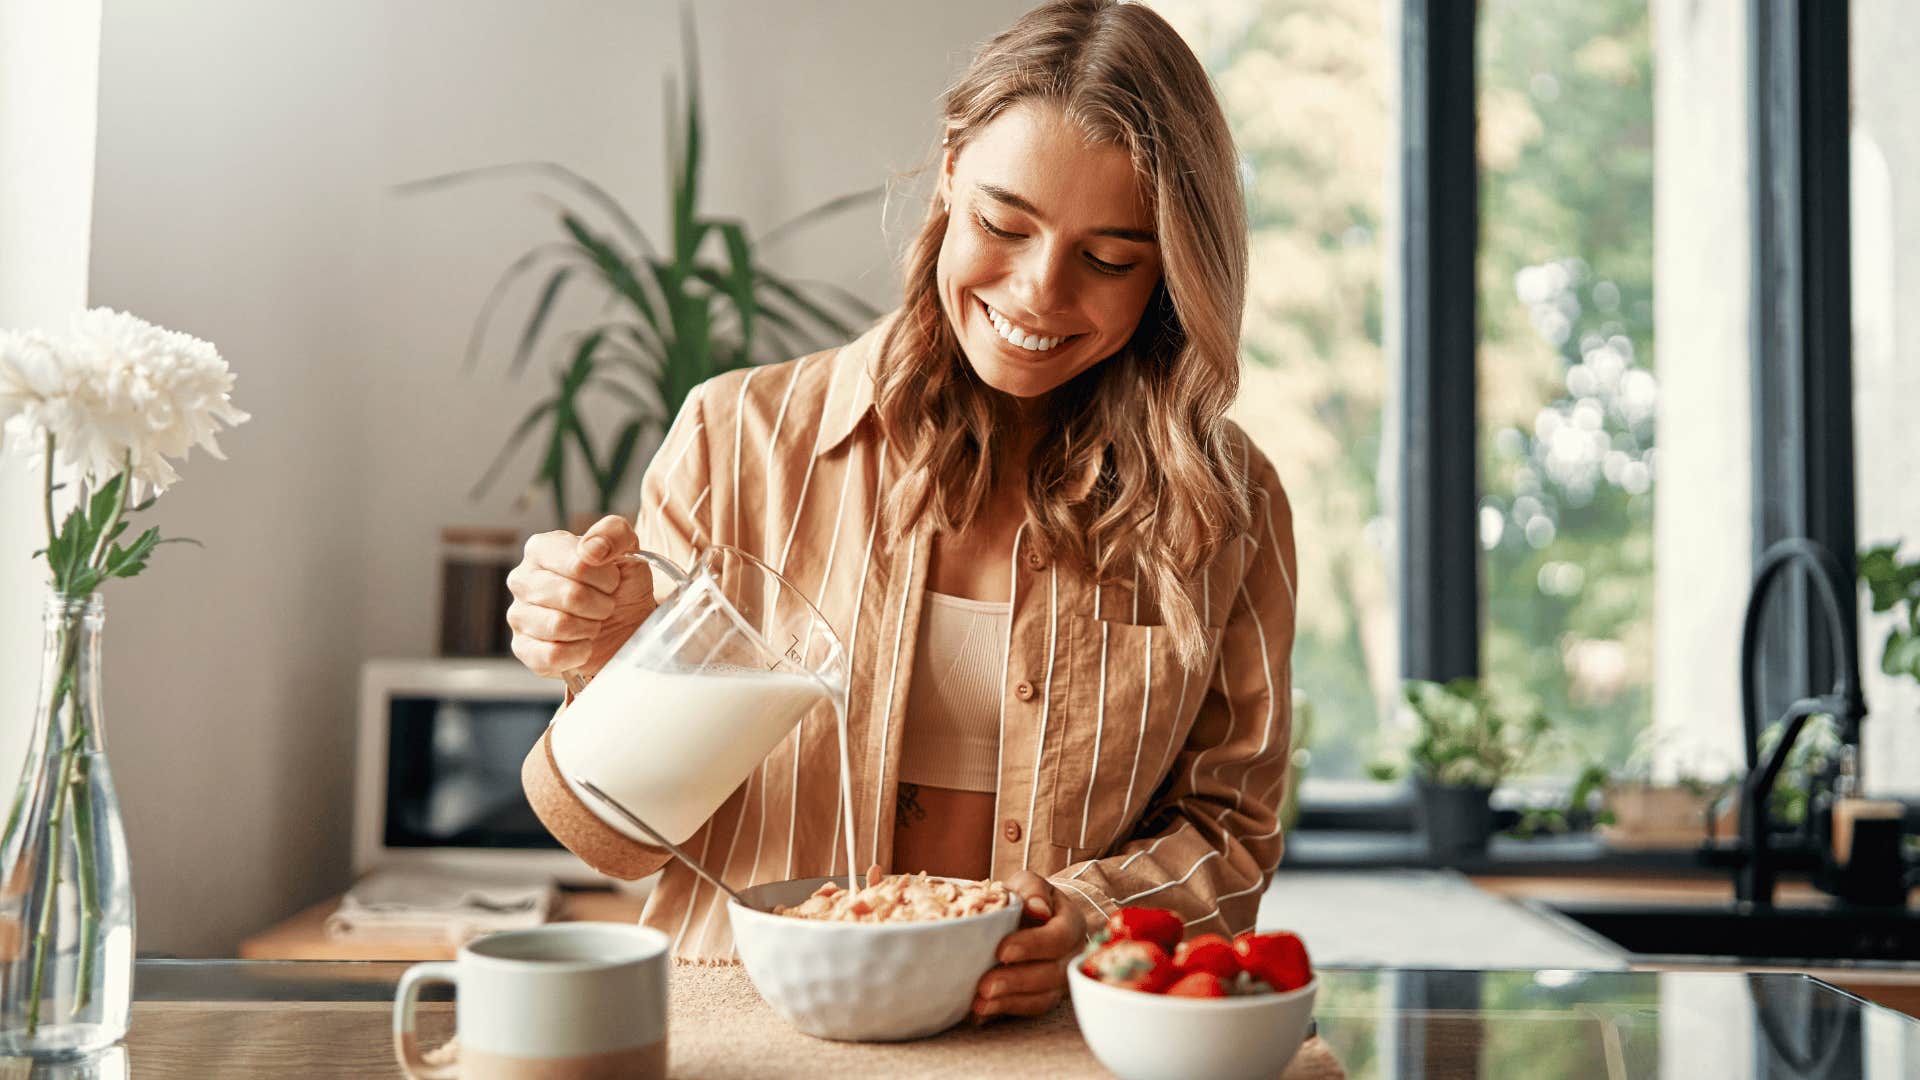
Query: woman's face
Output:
[[937, 101, 1163, 401]]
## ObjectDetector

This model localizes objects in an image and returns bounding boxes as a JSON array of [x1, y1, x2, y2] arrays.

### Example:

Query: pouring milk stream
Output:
[[550, 544, 861, 889]]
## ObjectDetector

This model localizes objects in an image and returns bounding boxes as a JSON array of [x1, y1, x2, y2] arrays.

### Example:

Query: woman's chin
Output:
[[962, 337, 1084, 400]]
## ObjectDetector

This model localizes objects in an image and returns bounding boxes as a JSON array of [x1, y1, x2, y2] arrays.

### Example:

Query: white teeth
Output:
[[985, 303, 1064, 352]]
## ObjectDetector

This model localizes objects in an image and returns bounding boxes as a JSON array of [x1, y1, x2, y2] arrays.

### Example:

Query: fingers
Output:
[[971, 988, 1061, 1021], [579, 514, 640, 566], [995, 896, 1084, 965], [972, 957, 1067, 1020], [511, 630, 592, 678], [505, 599, 602, 643], [520, 529, 621, 596], [976, 958, 1067, 999], [507, 521, 638, 680], [1004, 870, 1053, 923], [507, 565, 619, 621]]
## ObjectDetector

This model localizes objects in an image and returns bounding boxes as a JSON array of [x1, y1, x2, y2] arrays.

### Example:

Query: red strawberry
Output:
[[1172, 933, 1240, 980], [1165, 970, 1229, 998], [1104, 906, 1184, 954], [1232, 930, 1313, 992], [1081, 939, 1175, 993]]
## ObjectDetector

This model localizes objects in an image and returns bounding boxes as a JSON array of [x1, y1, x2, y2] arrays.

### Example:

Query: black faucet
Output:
[[1734, 538, 1868, 906]]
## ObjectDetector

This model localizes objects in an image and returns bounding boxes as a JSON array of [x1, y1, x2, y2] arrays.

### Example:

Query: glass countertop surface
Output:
[[117, 960, 1920, 1078]]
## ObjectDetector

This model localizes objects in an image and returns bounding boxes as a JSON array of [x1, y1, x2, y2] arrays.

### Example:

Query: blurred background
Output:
[[2, 0, 1916, 961]]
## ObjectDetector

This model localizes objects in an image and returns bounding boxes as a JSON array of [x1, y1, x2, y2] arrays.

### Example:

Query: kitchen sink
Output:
[[1534, 901, 1920, 966]]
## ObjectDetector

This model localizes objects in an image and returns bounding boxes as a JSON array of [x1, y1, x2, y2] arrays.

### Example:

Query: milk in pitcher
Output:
[[554, 664, 831, 844]]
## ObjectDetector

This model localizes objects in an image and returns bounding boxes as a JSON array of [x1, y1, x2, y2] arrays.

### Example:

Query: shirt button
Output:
[[1002, 819, 1022, 843], [1025, 550, 1047, 572], [1014, 680, 1035, 701]]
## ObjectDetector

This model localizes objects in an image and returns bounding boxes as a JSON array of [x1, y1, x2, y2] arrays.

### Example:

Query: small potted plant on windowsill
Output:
[[1596, 729, 1737, 850], [1371, 677, 1550, 859]]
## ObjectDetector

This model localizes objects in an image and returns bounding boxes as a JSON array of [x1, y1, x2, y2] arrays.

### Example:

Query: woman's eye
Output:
[[1085, 254, 1136, 277], [974, 212, 1022, 240]]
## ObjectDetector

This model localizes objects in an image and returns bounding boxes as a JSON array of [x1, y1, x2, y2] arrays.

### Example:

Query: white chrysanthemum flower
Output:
[[2, 309, 249, 499], [0, 329, 84, 458]]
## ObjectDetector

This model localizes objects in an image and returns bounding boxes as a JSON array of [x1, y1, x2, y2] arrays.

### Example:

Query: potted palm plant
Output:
[[1376, 678, 1550, 858], [401, 17, 880, 528]]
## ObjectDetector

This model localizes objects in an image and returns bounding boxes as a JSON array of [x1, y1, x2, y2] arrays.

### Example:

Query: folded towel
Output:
[[324, 868, 557, 945]]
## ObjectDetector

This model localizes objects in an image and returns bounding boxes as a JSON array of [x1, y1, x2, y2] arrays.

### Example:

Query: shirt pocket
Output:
[[1044, 614, 1209, 854]]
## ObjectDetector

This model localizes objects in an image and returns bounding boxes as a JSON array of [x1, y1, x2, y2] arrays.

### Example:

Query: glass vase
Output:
[[0, 592, 135, 1058]]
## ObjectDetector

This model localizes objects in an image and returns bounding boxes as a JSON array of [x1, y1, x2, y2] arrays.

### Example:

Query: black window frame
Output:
[[1297, 0, 1854, 836]]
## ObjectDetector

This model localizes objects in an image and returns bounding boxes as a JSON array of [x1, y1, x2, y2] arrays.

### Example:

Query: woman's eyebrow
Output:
[[977, 182, 1156, 243]]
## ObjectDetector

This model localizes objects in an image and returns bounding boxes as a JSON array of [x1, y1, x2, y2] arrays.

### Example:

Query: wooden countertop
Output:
[[237, 888, 646, 961]]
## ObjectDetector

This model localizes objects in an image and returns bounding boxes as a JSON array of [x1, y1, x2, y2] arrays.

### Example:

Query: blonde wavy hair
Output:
[[877, 0, 1251, 668]]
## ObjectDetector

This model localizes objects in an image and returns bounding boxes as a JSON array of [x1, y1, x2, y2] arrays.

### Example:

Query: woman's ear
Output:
[[938, 147, 957, 213]]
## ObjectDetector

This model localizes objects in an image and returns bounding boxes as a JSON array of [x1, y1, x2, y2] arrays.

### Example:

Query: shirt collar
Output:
[[813, 315, 891, 459]]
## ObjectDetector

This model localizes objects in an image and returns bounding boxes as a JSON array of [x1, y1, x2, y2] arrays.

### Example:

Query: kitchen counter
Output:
[[1283, 829, 1718, 876], [12, 959, 1920, 1078]]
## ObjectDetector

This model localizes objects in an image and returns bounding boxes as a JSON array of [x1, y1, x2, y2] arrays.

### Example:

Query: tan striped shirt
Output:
[[587, 316, 1296, 960]]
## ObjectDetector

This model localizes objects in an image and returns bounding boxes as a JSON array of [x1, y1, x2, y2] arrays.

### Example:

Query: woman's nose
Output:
[[1007, 243, 1073, 317]]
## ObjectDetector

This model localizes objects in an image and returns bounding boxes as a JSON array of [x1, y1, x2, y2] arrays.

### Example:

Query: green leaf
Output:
[[715, 220, 758, 359], [562, 215, 665, 338], [671, 14, 704, 267], [509, 265, 576, 376], [104, 526, 162, 581], [1884, 629, 1920, 681], [470, 400, 557, 500], [755, 270, 860, 340], [600, 420, 646, 513], [87, 474, 125, 529], [462, 241, 579, 373], [759, 186, 885, 249], [395, 160, 656, 257]]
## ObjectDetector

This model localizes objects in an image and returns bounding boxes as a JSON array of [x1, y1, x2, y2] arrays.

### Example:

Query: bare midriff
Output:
[[892, 783, 998, 880]]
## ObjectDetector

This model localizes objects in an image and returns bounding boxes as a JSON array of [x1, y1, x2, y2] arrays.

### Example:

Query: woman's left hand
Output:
[[971, 870, 1088, 1021]]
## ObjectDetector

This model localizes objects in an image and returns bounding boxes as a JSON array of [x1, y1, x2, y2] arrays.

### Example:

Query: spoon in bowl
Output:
[[572, 777, 764, 912]]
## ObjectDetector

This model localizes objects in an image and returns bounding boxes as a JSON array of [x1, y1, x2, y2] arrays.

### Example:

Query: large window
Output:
[[1477, 0, 1660, 771], [1155, 0, 1400, 782], [1160, 0, 1902, 799]]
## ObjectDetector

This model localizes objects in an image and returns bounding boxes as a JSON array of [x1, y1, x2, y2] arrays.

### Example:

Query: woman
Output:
[[509, 0, 1295, 1022]]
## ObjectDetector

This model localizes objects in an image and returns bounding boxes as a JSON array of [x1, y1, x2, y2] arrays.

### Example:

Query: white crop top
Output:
[[897, 591, 1011, 793]]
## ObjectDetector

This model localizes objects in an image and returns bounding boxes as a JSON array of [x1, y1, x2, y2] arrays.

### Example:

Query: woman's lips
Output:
[[975, 296, 1080, 356]]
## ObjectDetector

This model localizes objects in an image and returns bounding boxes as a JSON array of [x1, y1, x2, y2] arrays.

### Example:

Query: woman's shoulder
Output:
[[689, 316, 889, 440], [1216, 419, 1290, 512]]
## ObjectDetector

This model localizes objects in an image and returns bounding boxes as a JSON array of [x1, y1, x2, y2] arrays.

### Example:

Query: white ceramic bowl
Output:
[[1068, 962, 1318, 1080], [727, 875, 1022, 1042]]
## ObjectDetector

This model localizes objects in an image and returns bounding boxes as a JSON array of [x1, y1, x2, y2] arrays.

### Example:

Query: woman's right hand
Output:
[[506, 515, 659, 682]]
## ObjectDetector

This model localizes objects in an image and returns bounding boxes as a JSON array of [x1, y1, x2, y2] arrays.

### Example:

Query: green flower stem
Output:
[[67, 756, 100, 1017], [84, 457, 130, 572], [41, 434, 55, 557], [64, 619, 104, 1017], [23, 723, 70, 1037], [20, 620, 78, 1036]]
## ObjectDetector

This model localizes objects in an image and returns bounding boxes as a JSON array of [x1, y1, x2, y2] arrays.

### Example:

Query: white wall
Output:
[[1649, 0, 1751, 781], [89, 0, 1026, 956], [0, 3, 104, 804], [1851, 0, 1920, 796]]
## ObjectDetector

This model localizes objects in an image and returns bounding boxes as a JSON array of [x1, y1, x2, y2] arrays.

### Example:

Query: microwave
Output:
[[352, 657, 638, 886]]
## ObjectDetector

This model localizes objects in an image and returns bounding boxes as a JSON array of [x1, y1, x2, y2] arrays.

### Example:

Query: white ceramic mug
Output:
[[392, 923, 669, 1080]]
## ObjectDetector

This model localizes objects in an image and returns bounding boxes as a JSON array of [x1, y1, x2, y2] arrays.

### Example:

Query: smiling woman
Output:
[[510, 0, 1295, 1026]]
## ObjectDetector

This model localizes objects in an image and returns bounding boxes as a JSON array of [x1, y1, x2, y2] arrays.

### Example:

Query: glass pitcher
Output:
[[550, 544, 850, 846]]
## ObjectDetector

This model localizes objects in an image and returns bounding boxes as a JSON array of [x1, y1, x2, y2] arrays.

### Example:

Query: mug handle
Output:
[[393, 961, 460, 1080]]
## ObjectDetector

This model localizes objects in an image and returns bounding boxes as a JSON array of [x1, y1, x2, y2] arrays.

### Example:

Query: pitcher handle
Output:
[[562, 549, 693, 696]]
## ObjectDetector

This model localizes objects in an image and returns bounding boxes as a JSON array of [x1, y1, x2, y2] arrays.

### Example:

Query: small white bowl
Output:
[[1067, 961, 1318, 1080], [727, 875, 1022, 1042]]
